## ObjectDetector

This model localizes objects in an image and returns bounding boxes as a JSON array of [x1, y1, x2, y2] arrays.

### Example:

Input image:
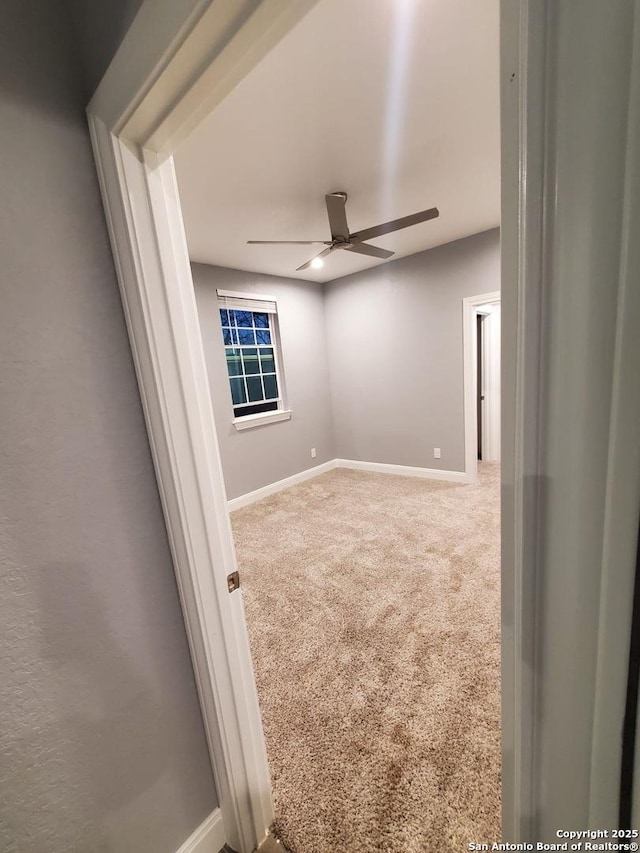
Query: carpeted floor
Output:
[[232, 464, 501, 853]]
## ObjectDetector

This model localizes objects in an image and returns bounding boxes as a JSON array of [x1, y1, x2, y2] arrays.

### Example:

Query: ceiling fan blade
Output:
[[345, 242, 394, 260], [247, 240, 331, 245], [350, 206, 439, 243], [325, 192, 350, 240], [296, 245, 335, 272]]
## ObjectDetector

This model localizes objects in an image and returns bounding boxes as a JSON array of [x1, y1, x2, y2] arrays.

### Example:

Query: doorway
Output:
[[87, 0, 640, 848], [174, 0, 502, 841], [463, 291, 501, 481], [172, 2, 503, 845], [91, 1, 504, 843]]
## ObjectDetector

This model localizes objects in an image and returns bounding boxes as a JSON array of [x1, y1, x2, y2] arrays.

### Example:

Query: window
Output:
[[217, 292, 286, 425]]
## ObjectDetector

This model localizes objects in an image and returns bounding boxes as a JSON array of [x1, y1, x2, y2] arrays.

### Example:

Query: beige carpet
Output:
[[232, 464, 501, 852]]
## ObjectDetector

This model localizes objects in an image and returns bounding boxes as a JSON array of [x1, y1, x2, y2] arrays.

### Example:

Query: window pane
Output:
[[263, 374, 278, 400], [259, 348, 275, 373], [233, 310, 253, 327], [246, 375, 264, 402], [241, 348, 259, 375], [219, 304, 282, 417], [225, 348, 242, 377], [229, 377, 246, 405]]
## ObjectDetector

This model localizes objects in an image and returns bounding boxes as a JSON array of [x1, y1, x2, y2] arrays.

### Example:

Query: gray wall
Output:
[[193, 230, 499, 498], [66, 0, 143, 97], [193, 264, 336, 500], [0, 3, 216, 852], [325, 229, 500, 473]]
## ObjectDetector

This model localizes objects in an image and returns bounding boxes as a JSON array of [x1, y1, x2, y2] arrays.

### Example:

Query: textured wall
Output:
[[193, 264, 336, 500], [0, 3, 216, 851], [325, 229, 501, 473], [66, 0, 144, 96]]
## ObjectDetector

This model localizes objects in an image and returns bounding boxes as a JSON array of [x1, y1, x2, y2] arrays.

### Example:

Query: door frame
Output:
[[87, 4, 321, 851], [86, 0, 640, 848], [463, 291, 501, 480]]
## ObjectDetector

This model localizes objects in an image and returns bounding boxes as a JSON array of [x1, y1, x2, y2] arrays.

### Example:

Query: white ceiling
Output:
[[174, 0, 500, 283]]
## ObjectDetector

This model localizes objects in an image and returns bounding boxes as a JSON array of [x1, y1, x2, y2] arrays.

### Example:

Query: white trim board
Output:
[[228, 458, 472, 510], [228, 460, 337, 510], [216, 289, 277, 302], [175, 809, 226, 853], [336, 459, 472, 484], [233, 409, 292, 432]]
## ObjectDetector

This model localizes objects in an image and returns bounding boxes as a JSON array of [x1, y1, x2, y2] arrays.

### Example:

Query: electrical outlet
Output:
[[433, 447, 441, 459], [311, 447, 317, 459]]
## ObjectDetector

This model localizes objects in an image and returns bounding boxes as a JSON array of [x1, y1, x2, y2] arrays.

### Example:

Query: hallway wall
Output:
[[0, 3, 217, 850]]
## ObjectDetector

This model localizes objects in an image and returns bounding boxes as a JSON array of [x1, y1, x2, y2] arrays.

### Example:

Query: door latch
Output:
[[227, 570, 241, 593]]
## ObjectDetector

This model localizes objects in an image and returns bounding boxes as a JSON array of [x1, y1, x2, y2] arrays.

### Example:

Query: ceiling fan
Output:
[[247, 192, 439, 271]]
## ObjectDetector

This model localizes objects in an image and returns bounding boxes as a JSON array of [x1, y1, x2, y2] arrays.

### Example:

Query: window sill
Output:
[[232, 409, 292, 431]]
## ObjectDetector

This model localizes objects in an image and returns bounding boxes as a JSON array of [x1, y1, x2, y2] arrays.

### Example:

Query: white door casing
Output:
[[87, 2, 321, 850]]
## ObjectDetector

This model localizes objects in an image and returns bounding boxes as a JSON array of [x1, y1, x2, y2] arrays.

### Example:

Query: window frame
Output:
[[216, 289, 291, 431]]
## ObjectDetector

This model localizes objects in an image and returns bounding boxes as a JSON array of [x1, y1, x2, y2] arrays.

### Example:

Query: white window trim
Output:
[[232, 408, 292, 431], [217, 288, 277, 302], [219, 294, 289, 425]]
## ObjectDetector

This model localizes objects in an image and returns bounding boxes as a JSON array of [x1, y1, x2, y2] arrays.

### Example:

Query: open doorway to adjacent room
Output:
[[171, 1, 502, 849]]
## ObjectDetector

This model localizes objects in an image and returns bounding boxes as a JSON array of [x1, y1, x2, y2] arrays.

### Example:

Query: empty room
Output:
[[174, 0, 500, 849], [6, 0, 639, 849]]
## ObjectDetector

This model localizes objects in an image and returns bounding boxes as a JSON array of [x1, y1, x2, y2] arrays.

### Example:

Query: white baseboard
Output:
[[335, 458, 473, 484], [227, 457, 474, 510], [228, 460, 337, 510], [175, 808, 226, 853]]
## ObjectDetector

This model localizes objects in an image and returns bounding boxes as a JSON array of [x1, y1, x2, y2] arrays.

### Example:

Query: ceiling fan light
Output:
[[310, 257, 324, 269]]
